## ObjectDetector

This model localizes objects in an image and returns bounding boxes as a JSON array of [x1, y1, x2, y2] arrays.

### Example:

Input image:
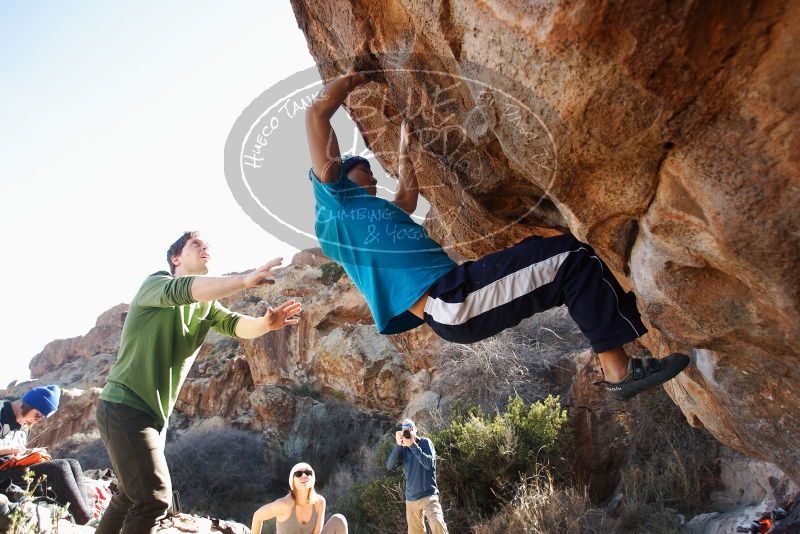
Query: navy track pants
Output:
[[422, 234, 647, 352]]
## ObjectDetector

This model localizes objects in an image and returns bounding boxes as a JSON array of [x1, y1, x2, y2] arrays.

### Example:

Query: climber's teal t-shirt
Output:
[[310, 169, 456, 334]]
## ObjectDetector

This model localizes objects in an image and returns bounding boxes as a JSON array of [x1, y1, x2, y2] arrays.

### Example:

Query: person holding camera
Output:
[[386, 419, 449, 534]]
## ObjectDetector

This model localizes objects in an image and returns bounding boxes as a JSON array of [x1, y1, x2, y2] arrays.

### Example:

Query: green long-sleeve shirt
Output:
[[101, 271, 242, 428]]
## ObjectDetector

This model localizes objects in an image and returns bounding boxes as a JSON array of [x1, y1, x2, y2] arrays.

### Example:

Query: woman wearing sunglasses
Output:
[[251, 462, 348, 534], [0, 385, 93, 524]]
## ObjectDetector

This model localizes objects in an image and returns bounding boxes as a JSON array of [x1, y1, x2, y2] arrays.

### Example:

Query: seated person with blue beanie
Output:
[[304, 67, 690, 401], [1, 385, 93, 524]]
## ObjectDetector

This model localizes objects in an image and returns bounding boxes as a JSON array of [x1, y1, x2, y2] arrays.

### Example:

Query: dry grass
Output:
[[471, 455, 692, 534], [437, 307, 586, 412], [472, 473, 606, 534], [320, 443, 387, 506], [50, 430, 111, 470], [166, 427, 276, 522], [616, 391, 722, 519], [267, 399, 390, 483]]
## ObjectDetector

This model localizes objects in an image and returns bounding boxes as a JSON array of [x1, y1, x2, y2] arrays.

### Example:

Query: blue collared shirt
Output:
[[386, 437, 439, 501]]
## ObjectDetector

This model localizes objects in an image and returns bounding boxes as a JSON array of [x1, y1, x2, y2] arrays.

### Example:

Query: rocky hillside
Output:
[[1, 250, 612, 483], [288, 0, 800, 483], [2, 246, 798, 531], [2, 250, 409, 461]]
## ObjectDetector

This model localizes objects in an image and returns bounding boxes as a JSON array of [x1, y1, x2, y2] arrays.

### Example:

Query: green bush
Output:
[[325, 436, 402, 532], [331, 475, 405, 533], [330, 395, 571, 532], [373, 435, 396, 468], [504, 394, 569, 465], [433, 395, 569, 517], [318, 262, 345, 286]]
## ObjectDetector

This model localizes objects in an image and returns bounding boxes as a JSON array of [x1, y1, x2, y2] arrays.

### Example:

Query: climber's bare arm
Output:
[[393, 121, 419, 214], [306, 68, 369, 183]]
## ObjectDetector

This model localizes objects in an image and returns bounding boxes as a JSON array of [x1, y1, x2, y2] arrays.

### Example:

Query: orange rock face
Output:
[[28, 303, 128, 378], [289, 0, 800, 481]]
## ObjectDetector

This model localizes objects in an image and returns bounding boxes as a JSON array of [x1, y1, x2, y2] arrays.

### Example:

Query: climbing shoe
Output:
[[596, 353, 690, 401]]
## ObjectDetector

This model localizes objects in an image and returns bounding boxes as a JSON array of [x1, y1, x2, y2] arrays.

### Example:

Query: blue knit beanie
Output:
[[22, 385, 61, 417], [340, 155, 370, 176]]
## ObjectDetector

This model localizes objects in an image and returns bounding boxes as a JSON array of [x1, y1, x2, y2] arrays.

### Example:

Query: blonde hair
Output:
[[288, 462, 320, 505]]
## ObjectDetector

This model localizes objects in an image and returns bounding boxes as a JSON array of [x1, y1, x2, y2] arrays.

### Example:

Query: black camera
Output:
[[402, 429, 412, 439]]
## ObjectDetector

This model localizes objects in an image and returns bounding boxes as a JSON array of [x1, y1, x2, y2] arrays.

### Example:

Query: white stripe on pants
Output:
[[423, 250, 574, 325]]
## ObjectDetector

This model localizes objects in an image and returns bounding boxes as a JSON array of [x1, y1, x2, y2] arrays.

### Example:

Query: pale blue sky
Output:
[[0, 1, 322, 386]]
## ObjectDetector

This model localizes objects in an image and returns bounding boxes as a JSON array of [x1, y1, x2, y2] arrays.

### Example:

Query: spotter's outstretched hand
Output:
[[243, 258, 283, 288], [264, 299, 302, 331]]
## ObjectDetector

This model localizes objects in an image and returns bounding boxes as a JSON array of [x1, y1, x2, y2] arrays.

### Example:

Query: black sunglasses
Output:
[[293, 469, 314, 477]]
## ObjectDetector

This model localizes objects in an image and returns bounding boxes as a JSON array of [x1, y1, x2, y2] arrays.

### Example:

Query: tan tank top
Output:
[[276, 503, 317, 534]]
